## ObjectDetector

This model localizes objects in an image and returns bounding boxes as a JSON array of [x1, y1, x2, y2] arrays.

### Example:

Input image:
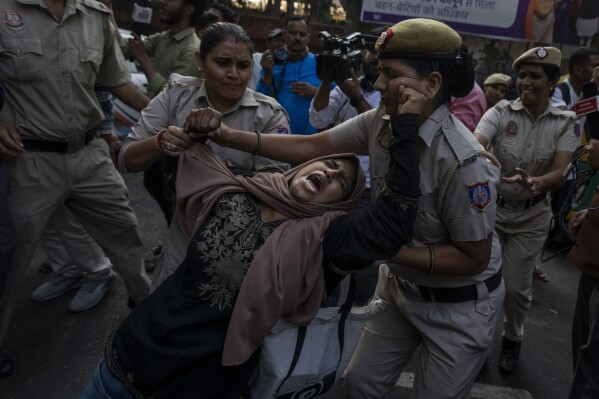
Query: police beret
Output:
[[375, 18, 461, 59], [512, 47, 561, 71], [484, 73, 512, 87]]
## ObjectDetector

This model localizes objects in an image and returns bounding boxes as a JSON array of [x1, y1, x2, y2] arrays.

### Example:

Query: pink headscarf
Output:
[[175, 144, 365, 366]]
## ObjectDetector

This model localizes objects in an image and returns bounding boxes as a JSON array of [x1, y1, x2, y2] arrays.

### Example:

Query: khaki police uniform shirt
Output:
[[329, 105, 502, 287], [476, 99, 578, 201], [119, 73, 290, 173], [120, 27, 200, 99], [0, 0, 131, 140]]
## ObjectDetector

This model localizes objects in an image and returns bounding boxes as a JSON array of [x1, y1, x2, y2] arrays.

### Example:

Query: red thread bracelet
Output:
[[155, 130, 166, 152]]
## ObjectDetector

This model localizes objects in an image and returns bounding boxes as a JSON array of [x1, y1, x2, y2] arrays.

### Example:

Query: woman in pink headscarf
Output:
[[79, 90, 426, 399]]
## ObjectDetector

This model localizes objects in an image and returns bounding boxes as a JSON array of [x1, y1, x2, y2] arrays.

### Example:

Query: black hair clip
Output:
[[456, 44, 470, 66]]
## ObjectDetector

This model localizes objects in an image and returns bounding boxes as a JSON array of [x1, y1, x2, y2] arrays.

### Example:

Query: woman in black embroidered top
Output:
[[79, 63, 424, 399]]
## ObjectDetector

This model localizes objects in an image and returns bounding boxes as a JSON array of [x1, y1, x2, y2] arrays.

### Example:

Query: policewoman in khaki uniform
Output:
[[116, 23, 291, 289], [0, 0, 151, 373], [475, 47, 578, 374], [483, 72, 512, 109], [182, 19, 504, 399]]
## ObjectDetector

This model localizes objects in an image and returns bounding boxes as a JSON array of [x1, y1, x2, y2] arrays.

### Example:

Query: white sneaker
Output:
[[31, 275, 82, 302], [68, 270, 118, 312]]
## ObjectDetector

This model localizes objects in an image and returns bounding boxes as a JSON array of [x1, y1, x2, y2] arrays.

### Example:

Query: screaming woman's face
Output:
[[289, 158, 357, 204]]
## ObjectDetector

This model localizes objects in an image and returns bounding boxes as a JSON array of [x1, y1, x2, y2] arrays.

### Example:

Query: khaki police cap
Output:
[[512, 46, 561, 71], [375, 18, 461, 59], [484, 73, 512, 87]]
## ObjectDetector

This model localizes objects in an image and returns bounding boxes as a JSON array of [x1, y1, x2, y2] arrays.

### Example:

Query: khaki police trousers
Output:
[[0, 139, 150, 348], [344, 264, 505, 399], [495, 200, 551, 343], [41, 205, 112, 277]]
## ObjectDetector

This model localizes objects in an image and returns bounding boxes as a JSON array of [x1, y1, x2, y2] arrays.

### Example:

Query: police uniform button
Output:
[[61, 48, 66, 53], [444, 123, 450, 129], [481, 305, 489, 315], [16, 49, 21, 54], [62, 70, 68, 75]]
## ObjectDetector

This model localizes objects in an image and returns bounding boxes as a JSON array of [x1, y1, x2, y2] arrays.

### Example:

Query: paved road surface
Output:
[[0, 171, 581, 399]]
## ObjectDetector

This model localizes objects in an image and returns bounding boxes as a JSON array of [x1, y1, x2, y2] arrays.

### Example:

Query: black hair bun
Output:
[[452, 44, 475, 98]]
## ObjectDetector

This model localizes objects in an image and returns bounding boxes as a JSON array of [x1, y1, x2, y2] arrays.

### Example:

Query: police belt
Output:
[[397, 271, 502, 303], [496, 192, 546, 210], [21, 131, 97, 153]]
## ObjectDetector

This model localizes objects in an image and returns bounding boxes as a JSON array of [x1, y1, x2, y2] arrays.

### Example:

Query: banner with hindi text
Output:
[[361, 0, 577, 45]]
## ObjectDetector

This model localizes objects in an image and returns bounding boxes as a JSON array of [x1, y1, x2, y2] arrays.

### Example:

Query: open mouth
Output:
[[306, 174, 322, 193]]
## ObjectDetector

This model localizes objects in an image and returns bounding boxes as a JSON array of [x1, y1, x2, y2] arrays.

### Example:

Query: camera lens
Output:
[[273, 48, 288, 64]]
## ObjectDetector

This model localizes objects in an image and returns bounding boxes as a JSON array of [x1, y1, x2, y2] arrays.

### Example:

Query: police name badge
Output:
[[467, 182, 491, 211]]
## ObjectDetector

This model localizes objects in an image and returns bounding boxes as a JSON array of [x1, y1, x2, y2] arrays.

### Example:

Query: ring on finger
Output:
[[166, 142, 174, 150]]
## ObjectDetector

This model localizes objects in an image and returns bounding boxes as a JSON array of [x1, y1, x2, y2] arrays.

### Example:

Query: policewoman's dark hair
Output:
[[199, 22, 254, 60], [402, 44, 474, 107]]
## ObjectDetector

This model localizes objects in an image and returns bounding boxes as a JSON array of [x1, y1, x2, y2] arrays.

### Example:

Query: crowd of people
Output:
[[0, 0, 599, 398]]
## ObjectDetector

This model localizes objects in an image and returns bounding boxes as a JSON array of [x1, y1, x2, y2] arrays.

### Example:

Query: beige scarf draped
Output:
[[176, 144, 365, 366]]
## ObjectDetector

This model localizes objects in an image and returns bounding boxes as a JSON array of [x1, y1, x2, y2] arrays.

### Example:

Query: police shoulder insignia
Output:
[[574, 120, 581, 138], [82, 0, 111, 14], [275, 125, 289, 134], [467, 181, 491, 211]]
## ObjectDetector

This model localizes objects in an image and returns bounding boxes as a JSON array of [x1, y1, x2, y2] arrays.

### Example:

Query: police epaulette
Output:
[[167, 80, 199, 90], [461, 154, 477, 167], [81, 0, 111, 14]]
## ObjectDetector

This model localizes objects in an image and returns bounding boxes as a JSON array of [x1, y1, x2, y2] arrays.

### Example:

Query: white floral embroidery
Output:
[[196, 194, 278, 311]]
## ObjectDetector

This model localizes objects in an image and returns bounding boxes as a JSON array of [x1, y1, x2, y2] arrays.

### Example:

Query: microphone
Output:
[[577, 81, 599, 141], [129, 1, 153, 62], [131, 1, 153, 35]]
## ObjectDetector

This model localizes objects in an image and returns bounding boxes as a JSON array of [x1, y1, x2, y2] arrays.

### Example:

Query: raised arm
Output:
[[184, 108, 339, 164], [311, 80, 334, 112], [322, 88, 424, 270]]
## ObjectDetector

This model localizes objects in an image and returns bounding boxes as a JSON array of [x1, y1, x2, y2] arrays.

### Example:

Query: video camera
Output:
[[272, 47, 288, 65], [315, 31, 378, 82]]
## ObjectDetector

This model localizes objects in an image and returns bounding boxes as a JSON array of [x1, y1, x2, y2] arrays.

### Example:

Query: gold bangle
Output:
[[253, 131, 262, 156], [426, 244, 435, 276]]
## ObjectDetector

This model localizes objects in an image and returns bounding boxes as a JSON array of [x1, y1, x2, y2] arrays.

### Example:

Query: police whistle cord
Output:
[[541, 144, 598, 262]]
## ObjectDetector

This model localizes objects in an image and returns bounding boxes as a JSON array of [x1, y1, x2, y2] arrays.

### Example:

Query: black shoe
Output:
[[0, 352, 14, 379], [499, 338, 521, 375]]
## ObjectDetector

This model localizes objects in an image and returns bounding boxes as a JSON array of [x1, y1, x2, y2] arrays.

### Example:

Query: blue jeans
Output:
[[80, 357, 135, 399]]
